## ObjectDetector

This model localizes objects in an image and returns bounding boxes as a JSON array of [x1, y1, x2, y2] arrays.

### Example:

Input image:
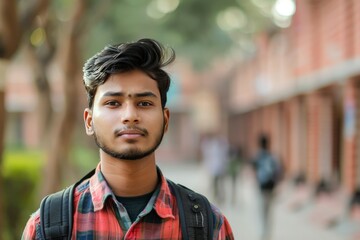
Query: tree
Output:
[[0, 0, 49, 235], [42, 0, 113, 195], [40, 0, 87, 194], [25, 14, 56, 145]]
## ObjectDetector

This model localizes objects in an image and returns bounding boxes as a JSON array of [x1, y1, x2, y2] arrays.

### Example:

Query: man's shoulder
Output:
[[28, 208, 41, 224], [166, 180, 225, 216], [166, 180, 233, 239], [167, 181, 229, 228], [209, 202, 225, 223], [21, 208, 40, 239], [208, 201, 234, 239]]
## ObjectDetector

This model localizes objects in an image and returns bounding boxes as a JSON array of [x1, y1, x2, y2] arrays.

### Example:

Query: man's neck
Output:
[[100, 153, 158, 197]]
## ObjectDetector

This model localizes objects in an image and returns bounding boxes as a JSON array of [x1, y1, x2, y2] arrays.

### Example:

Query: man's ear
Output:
[[84, 108, 94, 135], [163, 108, 170, 132]]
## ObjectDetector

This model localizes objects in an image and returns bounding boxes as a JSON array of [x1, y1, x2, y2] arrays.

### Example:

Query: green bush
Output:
[[1, 146, 98, 239], [70, 146, 99, 174], [2, 149, 44, 240]]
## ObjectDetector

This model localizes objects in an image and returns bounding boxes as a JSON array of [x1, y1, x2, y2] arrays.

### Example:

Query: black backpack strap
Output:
[[167, 180, 214, 240], [39, 186, 74, 239], [39, 169, 96, 239]]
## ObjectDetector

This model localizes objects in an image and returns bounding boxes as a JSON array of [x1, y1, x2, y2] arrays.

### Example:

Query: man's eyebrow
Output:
[[102, 91, 158, 98], [103, 91, 124, 97], [134, 91, 158, 98]]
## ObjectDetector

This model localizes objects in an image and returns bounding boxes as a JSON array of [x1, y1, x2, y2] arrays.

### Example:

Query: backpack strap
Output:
[[39, 186, 74, 239], [167, 180, 214, 240], [39, 169, 95, 239]]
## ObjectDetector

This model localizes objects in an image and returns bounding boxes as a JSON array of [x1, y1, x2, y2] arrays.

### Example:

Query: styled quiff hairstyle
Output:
[[82, 38, 175, 108]]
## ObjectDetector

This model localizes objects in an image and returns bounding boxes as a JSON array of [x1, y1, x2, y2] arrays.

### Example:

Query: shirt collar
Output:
[[153, 167, 176, 219], [89, 163, 175, 220], [89, 163, 115, 211]]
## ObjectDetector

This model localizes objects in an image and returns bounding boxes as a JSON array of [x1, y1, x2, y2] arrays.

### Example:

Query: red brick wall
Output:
[[287, 98, 301, 176], [343, 81, 357, 192], [306, 93, 320, 182], [292, 0, 315, 76], [354, 0, 360, 56], [291, 0, 360, 77]]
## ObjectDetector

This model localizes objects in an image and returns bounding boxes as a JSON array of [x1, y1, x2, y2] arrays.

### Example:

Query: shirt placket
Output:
[[123, 188, 160, 239], [113, 200, 133, 233]]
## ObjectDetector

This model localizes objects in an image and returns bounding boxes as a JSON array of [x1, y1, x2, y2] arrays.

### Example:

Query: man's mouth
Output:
[[115, 127, 148, 138]]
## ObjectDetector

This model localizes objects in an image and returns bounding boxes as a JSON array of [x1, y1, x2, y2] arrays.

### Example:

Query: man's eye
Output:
[[138, 101, 152, 107], [106, 101, 120, 106]]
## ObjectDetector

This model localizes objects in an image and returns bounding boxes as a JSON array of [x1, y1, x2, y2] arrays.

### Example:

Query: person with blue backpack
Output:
[[253, 134, 282, 240], [21, 38, 234, 240]]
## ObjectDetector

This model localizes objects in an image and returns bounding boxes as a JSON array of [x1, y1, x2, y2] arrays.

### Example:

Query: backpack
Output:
[[38, 170, 214, 240], [255, 152, 279, 189]]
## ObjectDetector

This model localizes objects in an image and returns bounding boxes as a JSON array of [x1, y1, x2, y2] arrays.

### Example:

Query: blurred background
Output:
[[0, 0, 360, 239]]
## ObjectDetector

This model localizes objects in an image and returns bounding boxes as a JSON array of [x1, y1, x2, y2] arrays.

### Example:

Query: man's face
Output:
[[84, 70, 169, 160]]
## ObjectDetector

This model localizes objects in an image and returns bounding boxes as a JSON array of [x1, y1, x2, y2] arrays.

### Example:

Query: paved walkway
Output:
[[158, 161, 355, 240]]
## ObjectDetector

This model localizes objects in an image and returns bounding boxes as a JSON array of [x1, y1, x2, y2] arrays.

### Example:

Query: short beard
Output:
[[93, 119, 166, 161]]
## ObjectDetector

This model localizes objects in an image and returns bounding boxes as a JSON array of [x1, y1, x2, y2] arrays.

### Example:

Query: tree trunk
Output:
[[0, 81, 6, 240], [0, 2, 16, 234], [25, 45, 54, 145], [0, 0, 49, 234], [42, 0, 88, 195], [0, 1, 19, 58]]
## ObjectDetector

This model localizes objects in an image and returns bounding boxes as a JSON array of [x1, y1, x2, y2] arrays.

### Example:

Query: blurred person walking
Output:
[[228, 144, 243, 206], [21, 39, 234, 240], [201, 132, 230, 205], [253, 134, 282, 240]]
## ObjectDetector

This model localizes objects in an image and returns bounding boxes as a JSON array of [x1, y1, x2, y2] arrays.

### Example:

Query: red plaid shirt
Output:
[[22, 164, 234, 239]]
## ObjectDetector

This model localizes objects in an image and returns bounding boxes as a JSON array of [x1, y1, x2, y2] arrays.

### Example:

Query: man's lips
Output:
[[115, 128, 148, 138]]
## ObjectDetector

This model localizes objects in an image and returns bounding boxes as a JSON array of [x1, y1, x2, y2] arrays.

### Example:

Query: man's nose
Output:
[[121, 104, 140, 124]]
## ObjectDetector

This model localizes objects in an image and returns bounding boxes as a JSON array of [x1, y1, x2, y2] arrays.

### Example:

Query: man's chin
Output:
[[105, 147, 154, 161]]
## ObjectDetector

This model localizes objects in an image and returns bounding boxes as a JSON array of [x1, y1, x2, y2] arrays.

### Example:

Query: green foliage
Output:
[[80, 0, 275, 69], [2, 149, 44, 240], [23, 0, 277, 69], [2, 149, 43, 179], [70, 145, 99, 180], [1, 147, 98, 239]]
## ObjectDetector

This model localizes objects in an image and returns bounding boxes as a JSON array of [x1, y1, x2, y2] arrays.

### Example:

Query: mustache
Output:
[[114, 126, 148, 136]]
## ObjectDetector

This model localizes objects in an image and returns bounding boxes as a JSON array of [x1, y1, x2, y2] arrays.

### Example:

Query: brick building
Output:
[[228, 0, 360, 197]]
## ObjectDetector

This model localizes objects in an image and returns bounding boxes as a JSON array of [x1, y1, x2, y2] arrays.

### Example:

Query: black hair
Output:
[[82, 38, 175, 108], [258, 134, 269, 150]]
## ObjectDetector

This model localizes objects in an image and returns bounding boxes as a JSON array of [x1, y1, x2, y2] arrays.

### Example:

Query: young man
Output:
[[22, 39, 234, 239]]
